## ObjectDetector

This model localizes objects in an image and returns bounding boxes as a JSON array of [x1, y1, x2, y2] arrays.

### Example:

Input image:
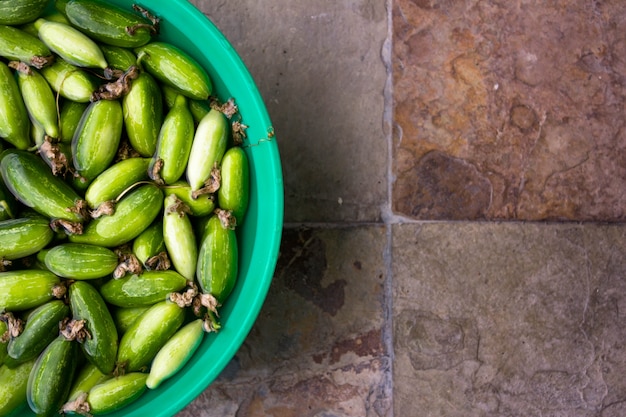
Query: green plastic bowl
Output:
[[15, 1, 283, 416]]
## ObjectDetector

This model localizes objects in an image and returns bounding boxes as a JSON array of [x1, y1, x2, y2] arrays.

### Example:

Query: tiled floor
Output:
[[179, 1, 626, 416]]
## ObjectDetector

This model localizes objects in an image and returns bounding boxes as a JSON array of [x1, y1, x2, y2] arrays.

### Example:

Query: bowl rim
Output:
[[147, 1, 285, 415]]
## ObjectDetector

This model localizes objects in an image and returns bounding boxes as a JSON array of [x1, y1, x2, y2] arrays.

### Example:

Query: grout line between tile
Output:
[[382, 0, 395, 414], [283, 219, 626, 229]]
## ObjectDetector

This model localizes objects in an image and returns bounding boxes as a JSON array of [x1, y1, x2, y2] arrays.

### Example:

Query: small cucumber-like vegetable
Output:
[[30, 113, 46, 147], [122, 71, 163, 157], [132, 221, 166, 267], [35, 18, 108, 69], [0, 24, 53, 68], [0, 176, 17, 221], [85, 372, 148, 414], [197, 215, 239, 304], [72, 99, 123, 182], [34, 248, 51, 271], [40, 57, 97, 103], [20, 11, 71, 36], [161, 85, 211, 124], [112, 306, 149, 335], [0, 149, 86, 223], [0, 321, 7, 366], [100, 44, 138, 71], [15, 67, 59, 139], [149, 94, 194, 184], [59, 0, 155, 48], [161, 83, 179, 108], [218, 146, 250, 225], [186, 109, 229, 191], [27, 336, 77, 417], [193, 215, 212, 243], [69, 183, 163, 247], [69, 281, 118, 374], [7, 300, 70, 365], [40, 10, 71, 24], [59, 100, 87, 143], [0, 270, 62, 311], [163, 181, 215, 217], [84, 157, 150, 209], [0, 0, 48, 25], [100, 270, 187, 308], [44, 243, 118, 280], [0, 359, 36, 416], [116, 300, 185, 372], [189, 99, 212, 124], [71, 171, 92, 193], [147, 318, 204, 389], [67, 361, 110, 402], [163, 194, 197, 281], [0, 62, 31, 150], [135, 41, 212, 100], [0, 216, 54, 261]]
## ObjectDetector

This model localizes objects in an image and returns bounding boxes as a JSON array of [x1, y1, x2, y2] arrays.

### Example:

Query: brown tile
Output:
[[180, 361, 390, 417], [178, 226, 391, 416], [392, 0, 626, 221], [393, 222, 626, 416]]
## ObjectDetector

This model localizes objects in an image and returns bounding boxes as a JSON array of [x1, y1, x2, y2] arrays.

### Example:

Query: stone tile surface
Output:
[[178, 226, 391, 416], [392, 0, 626, 221], [393, 222, 626, 416], [192, 0, 389, 223]]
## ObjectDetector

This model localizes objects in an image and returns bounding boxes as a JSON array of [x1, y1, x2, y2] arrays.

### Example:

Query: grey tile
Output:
[[178, 226, 391, 416], [393, 222, 626, 416], [191, 0, 389, 223]]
